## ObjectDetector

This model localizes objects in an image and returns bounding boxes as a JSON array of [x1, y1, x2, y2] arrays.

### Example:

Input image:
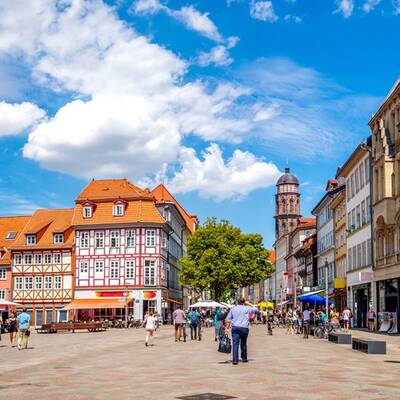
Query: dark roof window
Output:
[[6, 231, 17, 240]]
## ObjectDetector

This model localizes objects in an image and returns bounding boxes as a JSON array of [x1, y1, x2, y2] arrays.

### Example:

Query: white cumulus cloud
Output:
[[167, 144, 281, 201], [0, 101, 45, 137], [250, 1, 278, 22], [133, 0, 162, 14], [362, 0, 382, 12], [334, 0, 354, 18]]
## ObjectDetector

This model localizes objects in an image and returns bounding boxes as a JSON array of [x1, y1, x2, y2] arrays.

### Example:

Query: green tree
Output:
[[179, 217, 273, 301]]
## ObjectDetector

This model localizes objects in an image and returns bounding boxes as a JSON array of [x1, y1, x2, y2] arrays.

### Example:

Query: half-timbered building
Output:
[[10, 209, 74, 326], [67, 179, 193, 321], [0, 216, 30, 320]]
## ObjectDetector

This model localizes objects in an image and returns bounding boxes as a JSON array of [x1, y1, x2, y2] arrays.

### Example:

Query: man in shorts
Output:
[[302, 306, 311, 339]]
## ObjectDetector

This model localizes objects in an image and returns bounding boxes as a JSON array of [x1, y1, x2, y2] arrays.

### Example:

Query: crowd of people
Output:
[[0, 307, 31, 350]]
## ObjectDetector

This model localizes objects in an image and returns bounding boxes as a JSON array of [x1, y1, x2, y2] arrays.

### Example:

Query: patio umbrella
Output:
[[298, 294, 332, 306], [0, 299, 21, 306], [189, 301, 228, 308]]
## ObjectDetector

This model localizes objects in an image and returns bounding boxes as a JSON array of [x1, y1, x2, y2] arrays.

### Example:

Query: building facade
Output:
[[339, 144, 372, 326], [312, 180, 344, 302], [370, 79, 400, 332], [11, 209, 74, 326], [331, 189, 347, 311], [68, 179, 191, 321], [0, 216, 30, 320]]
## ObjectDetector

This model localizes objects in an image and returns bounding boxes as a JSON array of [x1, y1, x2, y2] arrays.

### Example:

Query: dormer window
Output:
[[113, 204, 124, 216], [26, 235, 36, 245], [53, 233, 64, 244], [83, 206, 92, 218]]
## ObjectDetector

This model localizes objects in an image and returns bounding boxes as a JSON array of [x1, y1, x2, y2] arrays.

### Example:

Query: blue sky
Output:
[[0, 0, 399, 248]]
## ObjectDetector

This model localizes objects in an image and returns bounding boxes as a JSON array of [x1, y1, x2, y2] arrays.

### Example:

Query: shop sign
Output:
[[96, 291, 125, 297], [143, 291, 157, 299], [334, 278, 346, 289]]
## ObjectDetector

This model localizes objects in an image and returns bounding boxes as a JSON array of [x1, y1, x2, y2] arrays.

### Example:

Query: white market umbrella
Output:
[[189, 301, 227, 309], [0, 299, 21, 306]]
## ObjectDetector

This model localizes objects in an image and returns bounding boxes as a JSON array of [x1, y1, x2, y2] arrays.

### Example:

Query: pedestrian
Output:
[[342, 307, 351, 332], [213, 307, 224, 342], [292, 307, 299, 334], [302, 306, 311, 339], [225, 298, 258, 365], [173, 306, 186, 342], [144, 311, 157, 347], [8, 312, 18, 347], [286, 308, 293, 334], [17, 307, 31, 350], [188, 308, 201, 340], [367, 307, 376, 332]]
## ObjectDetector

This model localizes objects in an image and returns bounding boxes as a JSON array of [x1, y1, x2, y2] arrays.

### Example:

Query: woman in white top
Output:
[[145, 311, 157, 347], [342, 308, 351, 332]]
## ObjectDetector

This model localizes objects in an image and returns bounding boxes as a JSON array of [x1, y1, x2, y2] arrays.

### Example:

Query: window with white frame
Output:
[[144, 260, 156, 286], [126, 230, 135, 247], [24, 276, 33, 290], [80, 261, 88, 274], [162, 232, 168, 249], [110, 230, 119, 248], [26, 234, 36, 245], [126, 260, 135, 279], [24, 254, 33, 265], [80, 231, 89, 248], [14, 254, 22, 265], [146, 229, 156, 247], [95, 231, 104, 248], [0, 269, 6, 280], [34, 254, 42, 264], [83, 206, 92, 218], [53, 233, 64, 244], [110, 260, 119, 279], [15, 277, 23, 290], [44, 253, 52, 264], [54, 253, 61, 264], [95, 260, 104, 274], [45, 276, 52, 289], [113, 204, 124, 216], [55, 276, 62, 289], [0, 289, 5, 299], [35, 276, 43, 289]]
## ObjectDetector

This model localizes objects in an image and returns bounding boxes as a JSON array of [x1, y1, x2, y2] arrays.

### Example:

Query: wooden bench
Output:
[[328, 332, 352, 344], [352, 337, 386, 354], [37, 322, 107, 333]]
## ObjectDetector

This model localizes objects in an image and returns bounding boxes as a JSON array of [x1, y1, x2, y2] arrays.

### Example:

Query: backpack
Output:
[[190, 312, 199, 324]]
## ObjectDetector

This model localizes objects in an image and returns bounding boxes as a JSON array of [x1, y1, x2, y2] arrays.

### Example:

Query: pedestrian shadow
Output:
[[384, 360, 400, 364], [217, 359, 255, 364]]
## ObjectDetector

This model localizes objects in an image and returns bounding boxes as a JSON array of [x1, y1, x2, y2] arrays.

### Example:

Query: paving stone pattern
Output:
[[0, 326, 399, 399]]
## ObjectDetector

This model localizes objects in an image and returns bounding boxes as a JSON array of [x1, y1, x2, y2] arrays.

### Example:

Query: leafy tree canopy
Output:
[[179, 217, 273, 300]]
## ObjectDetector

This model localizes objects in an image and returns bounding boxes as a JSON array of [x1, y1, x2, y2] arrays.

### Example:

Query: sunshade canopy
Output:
[[298, 294, 332, 306], [63, 298, 128, 310], [0, 299, 21, 306], [189, 301, 228, 308]]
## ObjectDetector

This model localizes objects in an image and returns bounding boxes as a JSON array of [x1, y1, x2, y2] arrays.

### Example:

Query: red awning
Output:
[[162, 297, 182, 305], [63, 298, 130, 310]]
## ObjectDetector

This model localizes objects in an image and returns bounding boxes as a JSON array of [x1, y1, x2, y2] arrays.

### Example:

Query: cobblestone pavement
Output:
[[0, 325, 399, 400]]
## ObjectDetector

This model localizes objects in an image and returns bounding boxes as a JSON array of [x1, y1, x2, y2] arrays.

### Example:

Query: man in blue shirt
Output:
[[17, 307, 31, 350], [226, 298, 258, 365], [188, 309, 201, 340]]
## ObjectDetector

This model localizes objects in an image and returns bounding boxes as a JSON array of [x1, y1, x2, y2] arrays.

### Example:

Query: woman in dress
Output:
[[144, 311, 157, 347], [8, 312, 17, 347]]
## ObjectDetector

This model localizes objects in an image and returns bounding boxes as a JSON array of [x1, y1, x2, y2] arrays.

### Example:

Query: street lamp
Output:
[[325, 259, 329, 322]]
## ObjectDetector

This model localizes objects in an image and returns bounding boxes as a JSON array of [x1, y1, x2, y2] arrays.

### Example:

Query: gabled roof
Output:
[[11, 209, 74, 250], [0, 216, 31, 265], [76, 179, 153, 202], [72, 200, 166, 226], [151, 184, 198, 233]]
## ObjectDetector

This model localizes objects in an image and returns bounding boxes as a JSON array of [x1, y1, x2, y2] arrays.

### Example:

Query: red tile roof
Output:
[[0, 216, 31, 265], [151, 184, 198, 233], [11, 209, 74, 250]]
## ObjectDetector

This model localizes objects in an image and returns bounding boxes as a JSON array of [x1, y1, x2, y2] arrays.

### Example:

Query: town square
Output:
[[1, 1, 400, 399]]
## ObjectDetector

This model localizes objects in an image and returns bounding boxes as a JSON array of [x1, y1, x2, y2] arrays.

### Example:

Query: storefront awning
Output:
[[162, 297, 182, 305], [63, 298, 130, 310], [298, 289, 324, 298]]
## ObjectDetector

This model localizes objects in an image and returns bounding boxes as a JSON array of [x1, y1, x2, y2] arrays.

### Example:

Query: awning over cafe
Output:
[[162, 297, 182, 305], [63, 298, 129, 310]]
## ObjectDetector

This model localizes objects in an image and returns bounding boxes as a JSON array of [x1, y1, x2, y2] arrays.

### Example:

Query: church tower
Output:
[[274, 167, 301, 239]]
